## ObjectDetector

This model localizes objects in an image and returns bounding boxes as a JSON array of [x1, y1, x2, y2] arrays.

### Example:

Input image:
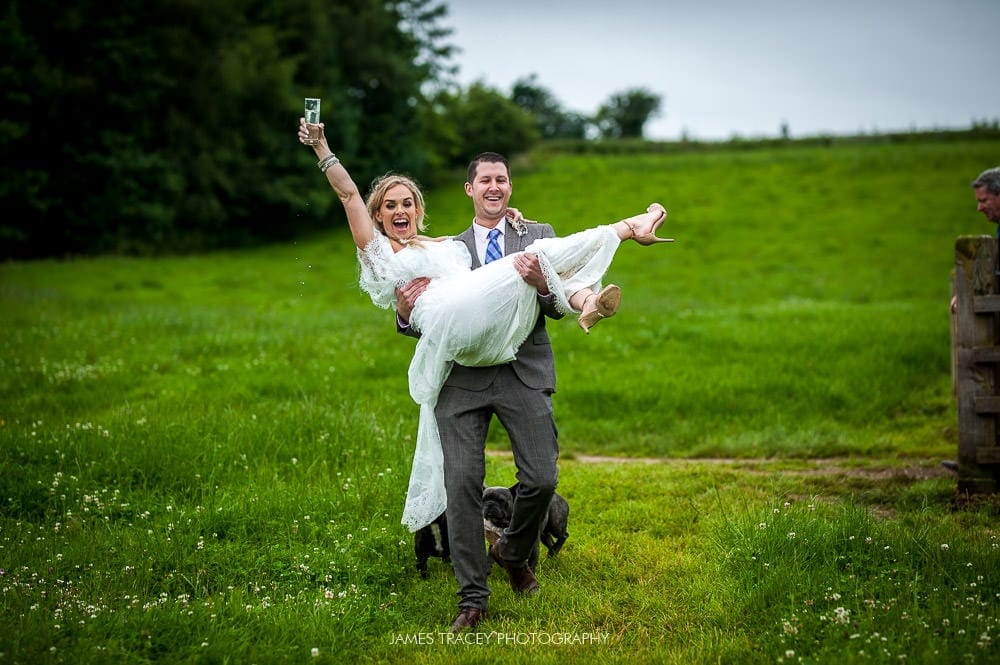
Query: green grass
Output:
[[2, 137, 998, 663]]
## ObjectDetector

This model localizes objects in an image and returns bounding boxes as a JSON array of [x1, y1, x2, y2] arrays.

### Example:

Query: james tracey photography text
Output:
[[389, 631, 611, 646]]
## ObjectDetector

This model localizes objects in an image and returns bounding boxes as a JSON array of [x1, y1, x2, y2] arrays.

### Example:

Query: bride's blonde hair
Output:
[[366, 173, 427, 235]]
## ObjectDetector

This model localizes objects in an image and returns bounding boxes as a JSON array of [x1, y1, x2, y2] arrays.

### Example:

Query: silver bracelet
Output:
[[317, 154, 340, 173]]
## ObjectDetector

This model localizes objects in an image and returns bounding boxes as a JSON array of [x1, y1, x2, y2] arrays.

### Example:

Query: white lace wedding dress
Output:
[[357, 225, 622, 531]]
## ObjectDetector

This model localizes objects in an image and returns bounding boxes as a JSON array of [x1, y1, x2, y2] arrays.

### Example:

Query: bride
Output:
[[298, 118, 672, 531]]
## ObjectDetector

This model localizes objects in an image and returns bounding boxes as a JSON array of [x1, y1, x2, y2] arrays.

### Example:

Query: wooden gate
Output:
[[952, 235, 1000, 494]]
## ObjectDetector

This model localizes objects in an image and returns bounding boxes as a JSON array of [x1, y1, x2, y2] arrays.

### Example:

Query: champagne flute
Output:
[[304, 98, 321, 145]]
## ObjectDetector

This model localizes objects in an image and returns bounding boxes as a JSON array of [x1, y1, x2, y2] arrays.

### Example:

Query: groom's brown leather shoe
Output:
[[490, 541, 540, 595], [449, 607, 487, 633]]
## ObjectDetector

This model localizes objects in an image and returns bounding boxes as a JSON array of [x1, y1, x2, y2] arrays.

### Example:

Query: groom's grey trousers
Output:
[[437, 360, 559, 610]]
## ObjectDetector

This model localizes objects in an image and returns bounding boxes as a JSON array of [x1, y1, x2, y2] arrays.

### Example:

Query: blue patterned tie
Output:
[[484, 228, 503, 264]]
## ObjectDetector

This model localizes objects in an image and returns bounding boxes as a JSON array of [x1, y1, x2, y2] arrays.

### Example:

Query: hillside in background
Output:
[[5, 135, 998, 458]]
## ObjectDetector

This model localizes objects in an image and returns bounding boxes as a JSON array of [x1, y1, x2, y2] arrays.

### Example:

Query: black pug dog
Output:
[[413, 511, 450, 578], [482, 483, 569, 570]]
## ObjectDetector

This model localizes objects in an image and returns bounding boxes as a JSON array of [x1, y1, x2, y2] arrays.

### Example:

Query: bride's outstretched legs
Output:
[[571, 284, 621, 334], [612, 203, 673, 245]]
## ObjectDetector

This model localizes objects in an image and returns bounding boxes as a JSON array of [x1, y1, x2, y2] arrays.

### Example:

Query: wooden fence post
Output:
[[952, 235, 1000, 495]]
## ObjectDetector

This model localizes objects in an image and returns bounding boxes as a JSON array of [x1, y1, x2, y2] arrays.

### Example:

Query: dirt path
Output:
[[487, 450, 956, 480]]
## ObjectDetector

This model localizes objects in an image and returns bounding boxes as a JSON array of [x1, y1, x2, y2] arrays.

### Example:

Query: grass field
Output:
[[2, 137, 999, 663]]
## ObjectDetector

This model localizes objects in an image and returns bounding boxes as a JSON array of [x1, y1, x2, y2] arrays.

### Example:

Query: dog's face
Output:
[[482, 485, 514, 528]]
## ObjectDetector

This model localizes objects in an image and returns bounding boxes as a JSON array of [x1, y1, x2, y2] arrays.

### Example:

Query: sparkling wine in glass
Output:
[[304, 98, 321, 145]]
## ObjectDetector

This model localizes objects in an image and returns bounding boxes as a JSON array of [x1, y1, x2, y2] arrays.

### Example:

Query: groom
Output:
[[395, 152, 563, 632]]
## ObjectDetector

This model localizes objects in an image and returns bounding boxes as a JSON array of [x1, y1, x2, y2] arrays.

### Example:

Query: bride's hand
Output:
[[505, 207, 538, 224], [298, 117, 327, 148]]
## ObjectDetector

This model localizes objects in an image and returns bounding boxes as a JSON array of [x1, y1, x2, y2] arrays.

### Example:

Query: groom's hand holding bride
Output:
[[396, 277, 430, 325], [512, 253, 549, 295]]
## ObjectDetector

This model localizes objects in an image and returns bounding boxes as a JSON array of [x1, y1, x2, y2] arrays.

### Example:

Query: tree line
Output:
[[0, 0, 660, 259]]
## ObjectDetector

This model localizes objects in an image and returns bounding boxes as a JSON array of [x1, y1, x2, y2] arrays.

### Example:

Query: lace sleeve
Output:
[[357, 233, 398, 310]]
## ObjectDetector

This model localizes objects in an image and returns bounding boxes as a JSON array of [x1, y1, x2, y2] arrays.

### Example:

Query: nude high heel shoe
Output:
[[578, 284, 621, 334], [628, 204, 674, 245]]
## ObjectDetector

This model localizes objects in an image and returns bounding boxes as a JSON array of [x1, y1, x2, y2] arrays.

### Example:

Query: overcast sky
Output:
[[441, 0, 999, 140]]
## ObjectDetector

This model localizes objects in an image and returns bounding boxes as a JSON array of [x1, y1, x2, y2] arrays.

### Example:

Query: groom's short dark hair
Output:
[[467, 152, 510, 184]]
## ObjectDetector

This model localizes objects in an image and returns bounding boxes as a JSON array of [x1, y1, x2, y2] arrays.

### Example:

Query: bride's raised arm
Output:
[[297, 118, 375, 251]]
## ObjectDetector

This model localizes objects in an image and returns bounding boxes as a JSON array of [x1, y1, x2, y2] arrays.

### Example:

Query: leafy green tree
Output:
[[511, 74, 587, 139], [594, 87, 662, 139], [424, 81, 539, 171], [0, 0, 455, 258]]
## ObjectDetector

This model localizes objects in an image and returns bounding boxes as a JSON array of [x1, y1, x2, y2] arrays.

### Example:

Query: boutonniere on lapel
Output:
[[504, 208, 535, 238]]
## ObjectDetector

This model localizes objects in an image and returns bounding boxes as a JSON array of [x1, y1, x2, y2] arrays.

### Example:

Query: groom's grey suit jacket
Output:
[[442, 222, 563, 393]]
